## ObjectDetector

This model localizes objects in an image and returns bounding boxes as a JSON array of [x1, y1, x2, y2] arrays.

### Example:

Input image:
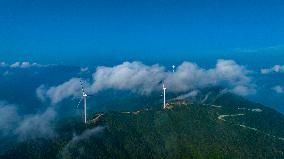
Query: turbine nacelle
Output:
[[163, 84, 166, 90]]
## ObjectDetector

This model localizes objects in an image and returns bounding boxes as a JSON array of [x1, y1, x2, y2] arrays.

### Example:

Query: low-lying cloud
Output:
[[272, 85, 283, 94], [15, 108, 57, 140], [38, 60, 256, 104], [68, 126, 105, 145], [0, 102, 20, 137], [261, 65, 284, 74], [0, 62, 8, 67], [0, 101, 57, 140], [62, 126, 105, 156], [37, 78, 84, 104], [164, 59, 253, 95], [170, 90, 199, 101], [91, 62, 166, 95]]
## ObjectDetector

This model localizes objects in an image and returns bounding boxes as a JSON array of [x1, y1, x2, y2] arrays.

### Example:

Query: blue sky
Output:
[[1, 0, 284, 66]]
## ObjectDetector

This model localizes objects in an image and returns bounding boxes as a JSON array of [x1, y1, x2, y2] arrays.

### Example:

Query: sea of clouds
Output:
[[36, 59, 255, 104]]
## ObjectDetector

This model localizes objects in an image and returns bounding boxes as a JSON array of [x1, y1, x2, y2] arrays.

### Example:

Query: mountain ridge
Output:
[[2, 89, 284, 159]]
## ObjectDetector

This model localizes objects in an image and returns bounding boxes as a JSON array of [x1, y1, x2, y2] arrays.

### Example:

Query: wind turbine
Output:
[[172, 65, 175, 72], [76, 80, 89, 124], [163, 84, 167, 109]]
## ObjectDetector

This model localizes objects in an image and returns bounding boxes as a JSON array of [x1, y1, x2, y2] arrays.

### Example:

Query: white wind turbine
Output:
[[163, 84, 167, 109], [172, 65, 175, 72], [76, 80, 91, 124]]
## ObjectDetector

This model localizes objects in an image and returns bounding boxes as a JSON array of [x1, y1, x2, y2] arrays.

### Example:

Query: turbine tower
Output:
[[172, 65, 175, 72], [163, 84, 166, 109]]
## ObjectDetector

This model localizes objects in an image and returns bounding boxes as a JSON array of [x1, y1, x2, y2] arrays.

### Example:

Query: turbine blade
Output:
[[80, 80, 85, 94], [76, 98, 83, 108]]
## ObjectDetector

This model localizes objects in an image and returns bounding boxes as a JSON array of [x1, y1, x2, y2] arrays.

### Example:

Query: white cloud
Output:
[[15, 108, 57, 140], [8, 61, 43, 68], [36, 85, 48, 102], [231, 85, 256, 96], [0, 102, 20, 137], [69, 126, 104, 144], [20, 61, 33, 68], [171, 90, 199, 101], [45, 78, 84, 104], [272, 85, 283, 94], [0, 101, 57, 139], [0, 62, 8, 67], [91, 61, 166, 94], [80, 67, 89, 72], [261, 65, 284, 74], [165, 59, 253, 95], [10, 62, 21, 68], [63, 126, 105, 155], [40, 60, 255, 104]]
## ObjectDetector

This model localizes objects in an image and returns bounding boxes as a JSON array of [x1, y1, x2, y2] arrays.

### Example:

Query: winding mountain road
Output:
[[213, 105, 284, 141]]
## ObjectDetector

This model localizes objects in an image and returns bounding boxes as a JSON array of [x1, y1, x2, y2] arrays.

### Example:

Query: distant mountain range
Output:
[[2, 88, 284, 159]]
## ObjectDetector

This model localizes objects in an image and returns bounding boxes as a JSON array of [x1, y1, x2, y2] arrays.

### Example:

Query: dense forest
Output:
[[2, 89, 284, 159]]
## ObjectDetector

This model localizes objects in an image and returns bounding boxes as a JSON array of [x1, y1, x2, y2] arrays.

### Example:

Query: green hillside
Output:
[[2, 90, 284, 159]]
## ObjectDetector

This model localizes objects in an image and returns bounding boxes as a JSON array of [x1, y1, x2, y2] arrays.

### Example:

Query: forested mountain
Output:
[[2, 89, 284, 159]]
